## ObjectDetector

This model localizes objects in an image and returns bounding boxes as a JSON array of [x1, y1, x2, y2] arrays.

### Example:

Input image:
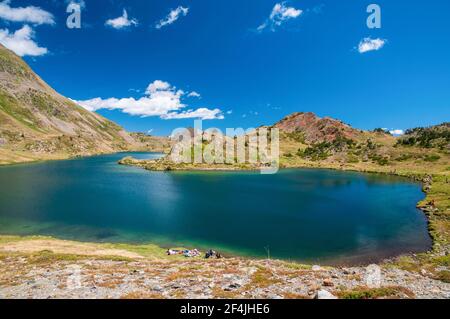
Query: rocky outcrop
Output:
[[274, 112, 362, 143]]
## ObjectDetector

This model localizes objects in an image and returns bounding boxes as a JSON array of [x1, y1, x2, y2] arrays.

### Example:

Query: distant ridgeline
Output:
[[119, 112, 449, 174], [397, 123, 450, 150], [274, 113, 449, 169]]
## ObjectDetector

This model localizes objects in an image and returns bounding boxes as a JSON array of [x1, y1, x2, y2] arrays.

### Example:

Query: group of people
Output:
[[166, 249, 201, 258], [166, 248, 222, 259], [205, 249, 222, 259]]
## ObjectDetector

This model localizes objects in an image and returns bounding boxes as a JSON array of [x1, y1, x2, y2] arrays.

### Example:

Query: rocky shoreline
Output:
[[0, 237, 449, 299]]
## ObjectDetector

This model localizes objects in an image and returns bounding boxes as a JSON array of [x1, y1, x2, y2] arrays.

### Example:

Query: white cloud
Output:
[[0, 25, 47, 56], [146, 80, 171, 94], [257, 2, 303, 32], [389, 129, 404, 136], [156, 6, 189, 29], [0, 0, 54, 25], [188, 91, 201, 98], [75, 80, 224, 120], [105, 9, 138, 29], [358, 37, 386, 53], [163, 108, 224, 120]]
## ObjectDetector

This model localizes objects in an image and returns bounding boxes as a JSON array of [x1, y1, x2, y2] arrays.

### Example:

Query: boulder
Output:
[[323, 279, 334, 287], [314, 289, 338, 299]]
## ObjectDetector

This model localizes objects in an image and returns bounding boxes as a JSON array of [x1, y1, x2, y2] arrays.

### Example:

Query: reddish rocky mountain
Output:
[[274, 112, 362, 143]]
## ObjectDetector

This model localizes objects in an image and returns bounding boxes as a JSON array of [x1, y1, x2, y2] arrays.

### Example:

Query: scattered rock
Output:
[[151, 286, 163, 292], [312, 265, 322, 271], [1, 254, 449, 299]]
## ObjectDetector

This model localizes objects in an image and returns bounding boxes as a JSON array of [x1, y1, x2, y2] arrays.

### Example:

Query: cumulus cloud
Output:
[[156, 6, 189, 29], [389, 129, 404, 136], [75, 80, 224, 120], [257, 2, 302, 32], [0, 0, 54, 25], [146, 80, 172, 94], [188, 91, 201, 98], [105, 9, 138, 29], [358, 37, 386, 53], [0, 25, 47, 56]]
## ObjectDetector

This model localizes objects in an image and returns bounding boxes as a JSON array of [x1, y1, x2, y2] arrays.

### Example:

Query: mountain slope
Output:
[[275, 113, 449, 173], [397, 123, 450, 150], [122, 110, 448, 174], [0, 44, 168, 164], [274, 112, 363, 143]]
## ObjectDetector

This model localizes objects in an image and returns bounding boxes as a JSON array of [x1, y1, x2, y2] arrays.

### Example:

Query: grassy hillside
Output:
[[0, 44, 169, 165]]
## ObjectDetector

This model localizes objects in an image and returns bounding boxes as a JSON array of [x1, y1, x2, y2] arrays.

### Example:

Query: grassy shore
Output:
[[0, 231, 448, 299]]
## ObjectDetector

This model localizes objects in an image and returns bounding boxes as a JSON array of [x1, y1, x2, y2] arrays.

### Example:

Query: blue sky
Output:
[[0, 0, 449, 136]]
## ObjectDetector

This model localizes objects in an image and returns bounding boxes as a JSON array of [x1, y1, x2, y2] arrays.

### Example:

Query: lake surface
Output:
[[0, 153, 431, 264]]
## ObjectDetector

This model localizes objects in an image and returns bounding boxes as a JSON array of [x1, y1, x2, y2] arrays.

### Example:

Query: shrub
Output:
[[373, 128, 391, 135], [424, 154, 441, 162], [297, 137, 357, 161], [397, 124, 450, 149], [436, 271, 450, 283], [298, 142, 331, 161], [347, 155, 359, 163], [369, 153, 389, 166], [286, 131, 306, 143], [396, 154, 413, 161], [338, 287, 414, 299]]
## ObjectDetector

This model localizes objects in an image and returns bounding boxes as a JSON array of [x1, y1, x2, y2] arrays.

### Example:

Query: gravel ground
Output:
[[1, 254, 449, 299]]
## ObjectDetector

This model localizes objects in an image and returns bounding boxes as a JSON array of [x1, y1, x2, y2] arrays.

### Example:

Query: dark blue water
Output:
[[0, 153, 431, 264]]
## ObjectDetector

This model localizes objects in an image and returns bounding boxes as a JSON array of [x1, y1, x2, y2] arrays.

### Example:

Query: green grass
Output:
[[424, 154, 441, 162], [0, 47, 35, 80], [0, 235, 26, 244], [338, 286, 415, 299], [106, 242, 182, 260], [395, 154, 414, 162], [436, 270, 450, 283], [27, 250, 134, 264], [0, 234, 191, 259], [0, 90, 41, 132], [248, 268, 281, 288]]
